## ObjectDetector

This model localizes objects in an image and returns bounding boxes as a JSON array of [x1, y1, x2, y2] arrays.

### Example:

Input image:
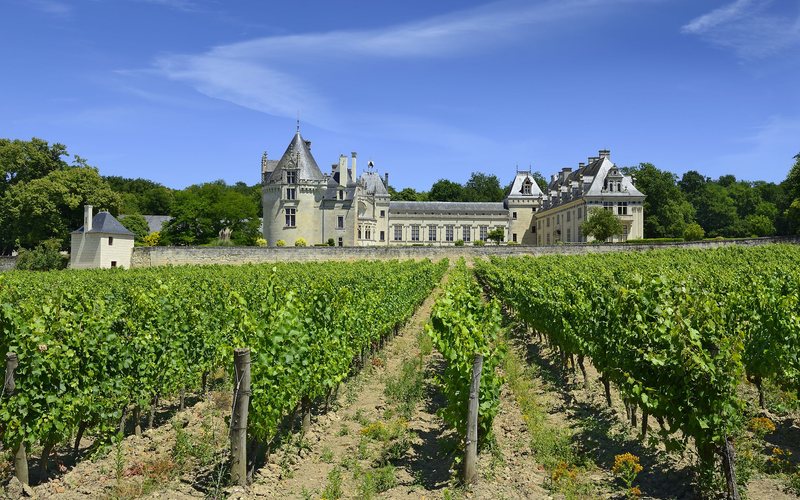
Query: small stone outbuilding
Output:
[[70, 205, 134, 269]]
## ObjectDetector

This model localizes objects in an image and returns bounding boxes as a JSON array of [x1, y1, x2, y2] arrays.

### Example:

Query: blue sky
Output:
[[2, 0, 799, 190]]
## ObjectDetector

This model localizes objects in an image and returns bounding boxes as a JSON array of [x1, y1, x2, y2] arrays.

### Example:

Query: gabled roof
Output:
[[72, 212, 134, 236], [266, 132, 325, 183], [360, 170, 389, 196], [507, 171, 544, 199]]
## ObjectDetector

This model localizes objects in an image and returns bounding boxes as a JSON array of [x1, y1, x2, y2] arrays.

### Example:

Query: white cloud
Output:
[[29, 0, 71, 16], [682, 0, 800, 58], [151, 0, 651, 131]]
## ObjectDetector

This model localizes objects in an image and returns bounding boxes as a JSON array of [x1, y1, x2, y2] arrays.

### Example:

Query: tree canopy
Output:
[[581, 208, 624, 242]]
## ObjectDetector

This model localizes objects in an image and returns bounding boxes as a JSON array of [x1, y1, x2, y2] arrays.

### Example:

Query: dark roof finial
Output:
[[296, 111, 300, 133]]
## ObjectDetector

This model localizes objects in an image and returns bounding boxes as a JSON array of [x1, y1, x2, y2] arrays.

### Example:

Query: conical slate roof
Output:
[[72, 211, 134, 236], [360, 170, 389, 196], [266, 132, 325, 183]]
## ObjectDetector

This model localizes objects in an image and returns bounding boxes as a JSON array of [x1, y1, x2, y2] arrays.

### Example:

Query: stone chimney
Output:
[[599, 149, 611, 160], [384, 172, 389, 187], [84, 205, 93, 232], [338, 154, 347, 184], [560, 167, 572, 182], [578, 162, 585, 169], [588, 156, 599, 164], [350, 152, 357, 184]]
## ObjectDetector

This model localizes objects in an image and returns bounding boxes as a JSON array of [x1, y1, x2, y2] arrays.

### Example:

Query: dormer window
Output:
[[522, 178, 532, 195], [286, 171, 297, 184], [338, 190, 344, 200]]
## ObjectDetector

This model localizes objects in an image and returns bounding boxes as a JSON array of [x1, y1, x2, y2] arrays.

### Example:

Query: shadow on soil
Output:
[[510, 324, 698, 500], [391, 356, 456, 491]]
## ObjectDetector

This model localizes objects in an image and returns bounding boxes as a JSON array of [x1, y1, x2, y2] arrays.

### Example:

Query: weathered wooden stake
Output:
[[5, 353, 28, 486], [641, 410, 649, 440], [133, 406, 142, 436], [148, 393, 159, 429], [463, 354, 483, 485], [230, 348, 251, 487], [722, 436, 741, 500], [301, 395, 312, 433], [119, 406, 127, 435]]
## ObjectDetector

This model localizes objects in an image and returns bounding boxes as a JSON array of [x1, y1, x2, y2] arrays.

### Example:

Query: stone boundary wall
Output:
[[0, 256, 17, 272], [130, 237, 800, 268]]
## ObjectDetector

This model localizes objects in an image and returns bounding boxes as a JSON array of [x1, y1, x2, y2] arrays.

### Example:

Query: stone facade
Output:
[[261, 132, 642, 246], [0, 256, 16, 272]]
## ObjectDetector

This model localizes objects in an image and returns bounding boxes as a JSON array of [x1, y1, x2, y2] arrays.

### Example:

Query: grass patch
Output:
[[322, 466, 343, 499], [502, 328, 594, 497], [384, 355, 426, 419]]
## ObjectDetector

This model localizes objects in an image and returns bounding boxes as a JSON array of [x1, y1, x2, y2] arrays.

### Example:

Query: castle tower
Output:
[[262, 131, 327, 246]]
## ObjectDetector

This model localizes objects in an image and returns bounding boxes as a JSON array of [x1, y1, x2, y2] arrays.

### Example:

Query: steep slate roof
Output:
[[72, 211, 134, 236], [390, 201, 507, 213], [507, 171, 544, 198], [266, 132, 325, 183], [360, 170, 389, 196], [142, 215, 172, 233]]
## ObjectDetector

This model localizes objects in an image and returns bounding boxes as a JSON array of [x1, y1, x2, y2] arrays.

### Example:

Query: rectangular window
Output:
[[108, 237, 114, 246], [617, 202, 628, 215], [380, 210, 385, 218], [513, 233, 517, 243], [380, 230, 385, 241], [285, 208, 296, 227], [578, 227, 582, 241], [286, 171, 296, 184], [445, 225, 454, 242], [578, 207, 583, 219], [567, 227, 571, 242], [111, 261, 117, 268], [512, 211, 517, 220], [546, 218, 550, 227], [338, 190, 344, 200], [603, 201, 614, 211], [566, 210, 570, 222], [366, 228, 371, 240], [480, 226, 488, 241], [411, 225, 420, 241], [337, 215, 344, 229], [462, 226, 471, 242], [428, 226, 437, 241], [286, 187, 296, 200], [394, 225, 402, 241], [546, 233, 551, 244], [338, 237, 343, 247]]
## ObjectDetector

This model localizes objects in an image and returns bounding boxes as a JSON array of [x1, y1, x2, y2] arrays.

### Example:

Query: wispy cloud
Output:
[[29, 0, 71, 16], [682, 0, 800, 59], [150, 0, 650, 133], [136, 0, 204, 12]]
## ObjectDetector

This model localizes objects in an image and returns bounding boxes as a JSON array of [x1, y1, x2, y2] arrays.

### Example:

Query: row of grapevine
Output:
[[0, 259, 447, 476], [475, 244, 800, 494], [425, 260, 505, 449]]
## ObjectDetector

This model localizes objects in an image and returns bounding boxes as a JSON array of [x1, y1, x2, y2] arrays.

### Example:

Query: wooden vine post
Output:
[[463, 353, 483, 485], [5, 353, 28, 486], [230, 348, 251, 487], [722, 436, 741, 500]]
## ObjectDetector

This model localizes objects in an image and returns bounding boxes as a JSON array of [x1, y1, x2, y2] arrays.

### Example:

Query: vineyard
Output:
[[0, 245, 799, 498]]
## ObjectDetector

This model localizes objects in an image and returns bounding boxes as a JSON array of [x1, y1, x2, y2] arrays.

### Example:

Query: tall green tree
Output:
[[103, 176, 174, 214], [161, 181, 260, 246], [120, 214, 151, 242], [462, 172, 504, 202], [0, 167, 121, 252], [429, 179, 464, 202], [626, 163, 695, 238], [694, 183, 738, 236], [0, 138, 70, 195]]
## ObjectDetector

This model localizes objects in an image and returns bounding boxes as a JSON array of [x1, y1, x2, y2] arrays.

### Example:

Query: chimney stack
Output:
[[338, 154, 347, 184], [578, 162, 585, 169], [84, 205, 93, 232], [599, 149, 611, 159], [350, 152, 357, 184], [384, 172, 389, 187]]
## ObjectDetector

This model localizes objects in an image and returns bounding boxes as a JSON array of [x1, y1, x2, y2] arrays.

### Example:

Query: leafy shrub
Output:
[[255, 238, 267, 247], [327, 238, 335, 247], [473, 239, 485, 246], [683, 223, 705, 241], [16, 239, 68, 271], [454, 239, 464, 247], [142, 231, 161, 247], [294, 238, 307, 247], [276, 239, 286, 247], [119, 214, 150, 242]]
